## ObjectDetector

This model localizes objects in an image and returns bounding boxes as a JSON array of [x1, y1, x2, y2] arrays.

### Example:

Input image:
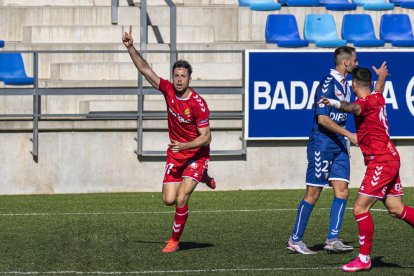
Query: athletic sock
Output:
[[399, 205, 414, 227], [171, 204, 189, 242], [358, 253, 370, 263], [356, 212, 374, 256], [291, 199, 314, 242], [327, 197, 347, 240]]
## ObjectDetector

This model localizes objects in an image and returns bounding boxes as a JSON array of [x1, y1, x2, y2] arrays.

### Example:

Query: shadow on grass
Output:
[[132, 240, 214, 251], [371, 256, 402, 268], [179, 241, 214, 251]]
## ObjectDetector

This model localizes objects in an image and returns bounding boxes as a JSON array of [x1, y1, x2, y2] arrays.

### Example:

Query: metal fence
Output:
[[0, 49, 246, 162]]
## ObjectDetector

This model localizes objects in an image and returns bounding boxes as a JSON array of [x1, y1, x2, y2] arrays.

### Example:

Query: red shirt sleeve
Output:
[[194, 97, 210, 128], [158, 78, 171, 95]]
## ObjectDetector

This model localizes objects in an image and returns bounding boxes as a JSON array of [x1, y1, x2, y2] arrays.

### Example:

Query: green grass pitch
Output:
[[0, 188, 412, 275]]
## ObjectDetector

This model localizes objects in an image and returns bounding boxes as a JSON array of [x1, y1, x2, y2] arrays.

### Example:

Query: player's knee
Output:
[[163, 196, 176, 206], [304, 190, 321, 204], [353, 205, 368, 216], [387, 206, 403, 218]]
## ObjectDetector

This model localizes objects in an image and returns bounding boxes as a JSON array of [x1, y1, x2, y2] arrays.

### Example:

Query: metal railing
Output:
[[0, 49, 246, 162]]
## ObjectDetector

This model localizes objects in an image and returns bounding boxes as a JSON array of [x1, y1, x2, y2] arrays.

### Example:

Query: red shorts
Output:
[[359, 160, 404, 199], [163, 154, 210, 184]]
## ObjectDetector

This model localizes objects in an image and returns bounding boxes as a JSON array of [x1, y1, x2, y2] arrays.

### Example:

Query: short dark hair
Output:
[[172, 60, 192, 76], [334, 46, 355, 66], [352, 67, 372, 88]]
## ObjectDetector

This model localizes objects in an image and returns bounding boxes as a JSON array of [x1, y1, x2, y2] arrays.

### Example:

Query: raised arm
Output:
[[372, 61, 389, 93], [122, 26, 160, 89]]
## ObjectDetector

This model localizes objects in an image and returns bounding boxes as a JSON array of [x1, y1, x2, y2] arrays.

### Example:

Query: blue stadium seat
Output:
[[265, 14, 309, 47], [304, 14, 347, 47], [239, 0, 281, 10], [353, 0, 394, 10], [342, 14, 385, 47], [0, 40, 4, 48], [399, 0, 414, 8], [319, 0, 357, 10], [280, 0, 319, 6], [380, 14, 414, 46], [0, 53, 34, 85]]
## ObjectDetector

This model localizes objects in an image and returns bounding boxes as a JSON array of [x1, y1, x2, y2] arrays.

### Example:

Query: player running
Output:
[[123, 26, 216, 253], [287, 46, 358, 255], [319, 63, 414, 272]]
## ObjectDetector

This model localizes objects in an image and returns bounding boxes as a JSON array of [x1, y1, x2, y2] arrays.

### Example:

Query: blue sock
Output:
[[291, 199, 314, 242], [327, 197, 347, 240]]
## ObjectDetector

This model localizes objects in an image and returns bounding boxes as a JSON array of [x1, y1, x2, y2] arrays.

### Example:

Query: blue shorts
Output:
[[305, 150, 350, 187]]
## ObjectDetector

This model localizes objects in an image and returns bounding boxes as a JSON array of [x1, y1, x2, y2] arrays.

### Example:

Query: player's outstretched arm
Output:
[[168, 127, 212, 153], [318, 96, 361, 115], [373, 61, 389, 93], [122, 26, 160, 89]]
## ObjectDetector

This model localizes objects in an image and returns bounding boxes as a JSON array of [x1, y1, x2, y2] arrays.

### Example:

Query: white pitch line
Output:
[[0, 207, 388, 217], [1, 265, 414, 274]]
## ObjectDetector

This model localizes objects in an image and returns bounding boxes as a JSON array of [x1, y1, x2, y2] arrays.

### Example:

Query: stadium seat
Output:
[[250, 2, 282, 10], [279, 0, 319, 6], [238, 0, 282, 10], [342, 14, 385, 47], [352, 0, 394, 10], [0, 40, 4, 48], [319, 0, 357, 10], [0, 53, 34, 85], [265, 15, 309, 47], [380, 14, 414, 46], [399, 0, 414, 8], [304, 14, 347, 47]]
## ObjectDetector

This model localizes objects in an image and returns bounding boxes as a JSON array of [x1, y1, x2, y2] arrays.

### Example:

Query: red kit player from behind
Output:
[[319, 63, 414, 272], [123, 27, 216, 253]]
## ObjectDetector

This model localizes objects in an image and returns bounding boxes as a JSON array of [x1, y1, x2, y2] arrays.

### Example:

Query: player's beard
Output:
[[174, 85, 188, 96]]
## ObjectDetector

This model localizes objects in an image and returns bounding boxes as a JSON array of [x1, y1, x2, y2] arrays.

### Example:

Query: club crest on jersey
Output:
[[184, 108, 191, 117]]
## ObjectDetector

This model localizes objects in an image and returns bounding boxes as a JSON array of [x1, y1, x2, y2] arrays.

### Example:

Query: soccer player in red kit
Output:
[[123, 26, 216, 253], [319, 63, 414, 272]]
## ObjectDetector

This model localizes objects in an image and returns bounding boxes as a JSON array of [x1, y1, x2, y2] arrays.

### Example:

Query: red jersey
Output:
[[354, 91, 400, 163], [158, 78, 210, 159]]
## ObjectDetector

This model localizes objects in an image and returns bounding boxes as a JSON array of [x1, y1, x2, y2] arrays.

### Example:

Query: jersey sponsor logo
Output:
[[329, 112, 347, 122], [168, 107, 192, 124], [184, 108, 191, 116]]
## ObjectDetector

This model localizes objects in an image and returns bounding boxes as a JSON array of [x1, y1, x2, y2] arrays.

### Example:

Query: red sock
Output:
[[399, 206, 414, 227], [356, 212, 374, 256], [171, 204, 189, 242]]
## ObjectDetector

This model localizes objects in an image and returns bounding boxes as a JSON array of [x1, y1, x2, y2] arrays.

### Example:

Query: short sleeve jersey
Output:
[[158, 78, 210, 159], [308, 69, 351, 152], [354, 91, 400, 162]]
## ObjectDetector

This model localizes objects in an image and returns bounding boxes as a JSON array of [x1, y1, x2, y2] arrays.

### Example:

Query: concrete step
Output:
[[0, 6, 140, 42], [39, 79, 242, 88], [49, 61, 242, 81], [1, 0, 238, 7], [22, 25, 215, 44]]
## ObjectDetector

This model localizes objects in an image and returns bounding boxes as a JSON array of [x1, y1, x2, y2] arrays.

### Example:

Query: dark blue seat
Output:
[[399, 0, 414, 8], [280, 0, 319, 6], [342, 14, 385, 47], [265, 14, 309, 47], [0, 40, 4, 48], [319, 0, 357, 10], [304, 14, 347, 47], [380, 14, 414, 47], [353, 0, 394, 10], [0, 53, 34, 85]]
